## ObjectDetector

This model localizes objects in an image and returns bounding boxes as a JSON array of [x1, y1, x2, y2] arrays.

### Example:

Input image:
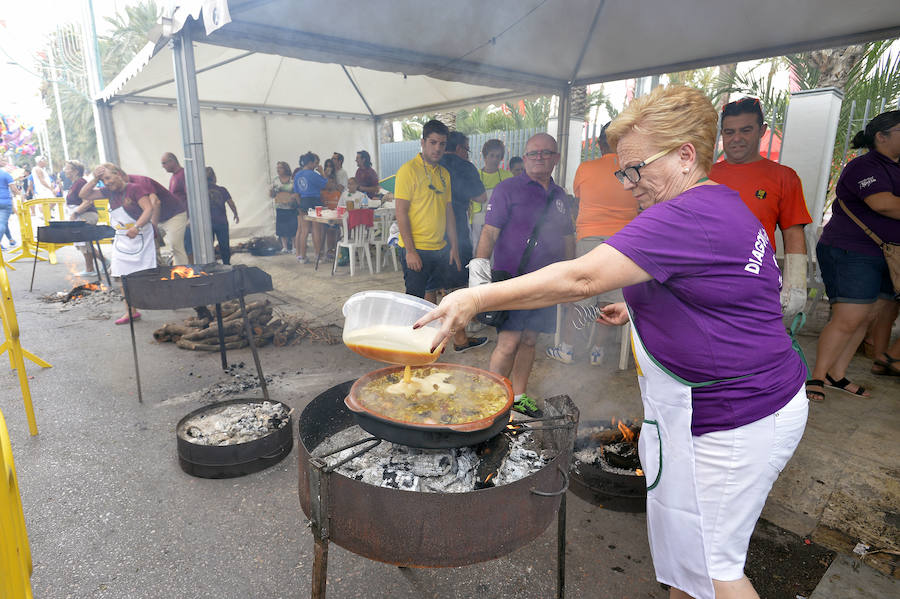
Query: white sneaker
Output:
[[546, 345, 574, 364], [590, 346, 605, 366]]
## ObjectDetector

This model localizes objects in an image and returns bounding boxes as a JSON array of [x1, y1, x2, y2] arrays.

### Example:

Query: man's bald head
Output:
[[161, 152, 180, 173]]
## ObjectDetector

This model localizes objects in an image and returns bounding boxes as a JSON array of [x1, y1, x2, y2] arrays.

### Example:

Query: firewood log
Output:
[[181, 320, 244, 341], [176, 338, 247, 351], [153, 323, 198, 342]]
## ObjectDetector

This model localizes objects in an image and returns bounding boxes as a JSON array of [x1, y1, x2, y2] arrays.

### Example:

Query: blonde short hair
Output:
[[605, 85, 718, 173], [99, 162, 127, 178]]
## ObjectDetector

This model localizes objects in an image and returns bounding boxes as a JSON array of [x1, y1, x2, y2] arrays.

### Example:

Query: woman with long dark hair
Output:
[[808, 110, 900, 397]]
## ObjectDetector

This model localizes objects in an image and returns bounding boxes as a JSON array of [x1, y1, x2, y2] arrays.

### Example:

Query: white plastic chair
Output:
[[333, 214, 374, 276], [370, 216, 398, 273]]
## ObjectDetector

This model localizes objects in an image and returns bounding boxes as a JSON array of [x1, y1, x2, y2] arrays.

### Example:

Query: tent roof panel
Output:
[[211, 0, 900, 87]]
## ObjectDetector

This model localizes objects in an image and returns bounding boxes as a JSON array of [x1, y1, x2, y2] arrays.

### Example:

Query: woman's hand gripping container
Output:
[[342, 290, 444, 365]]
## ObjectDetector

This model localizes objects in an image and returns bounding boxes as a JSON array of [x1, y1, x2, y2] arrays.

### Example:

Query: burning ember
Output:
[[179, 401, 292, 446], [574, 419, 644, 476], [43, 282, 111, 304], [161, 266, 208, 280], [313, 425, 552, 493]]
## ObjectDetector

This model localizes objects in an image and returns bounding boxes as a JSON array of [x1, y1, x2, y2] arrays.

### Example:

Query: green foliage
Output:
[[399, 96, 552, 139], [669, 67, 729, 104], [99, 0, 161, 83], [41, 0, 160, 167]]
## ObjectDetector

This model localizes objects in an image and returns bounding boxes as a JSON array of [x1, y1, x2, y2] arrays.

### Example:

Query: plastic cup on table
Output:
[[337, 206, 346, 217], [315, 206, 323, 217]]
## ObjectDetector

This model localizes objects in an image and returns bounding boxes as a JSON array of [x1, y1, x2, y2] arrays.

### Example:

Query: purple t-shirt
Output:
[[819, 150, 900, 257], [606, 185, 806, 436], [208, 184, 231, 225], [129, 174, 185, 222], [484, 173, 574, 274], [100, 178, 153, 221]]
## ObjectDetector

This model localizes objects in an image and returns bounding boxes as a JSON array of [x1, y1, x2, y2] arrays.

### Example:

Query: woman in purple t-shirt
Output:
[[811, 110, 900, 394], [417, 86, 807, 599]]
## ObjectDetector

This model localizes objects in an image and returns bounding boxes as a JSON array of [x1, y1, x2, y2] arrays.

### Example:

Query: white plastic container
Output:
[[342, 291, 443, 365]]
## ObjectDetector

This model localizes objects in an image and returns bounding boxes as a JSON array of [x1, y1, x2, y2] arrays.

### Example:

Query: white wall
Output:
[[110, 103, 376, 241]]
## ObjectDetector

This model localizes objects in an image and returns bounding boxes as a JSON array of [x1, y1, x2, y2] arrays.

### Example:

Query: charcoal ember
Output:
[[181, 401, 291, 445], [316, 426, 547, 493], [475, 434, 511, 489]]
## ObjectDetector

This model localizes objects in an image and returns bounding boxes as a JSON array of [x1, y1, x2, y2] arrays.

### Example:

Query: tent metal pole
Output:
[[555, 87, 572, 188], [172, 20, 214, 265], [373, 118, 382, 175]]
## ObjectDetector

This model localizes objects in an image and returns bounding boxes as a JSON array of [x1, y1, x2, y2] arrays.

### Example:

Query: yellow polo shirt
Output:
[[395, 154, 452, 250]]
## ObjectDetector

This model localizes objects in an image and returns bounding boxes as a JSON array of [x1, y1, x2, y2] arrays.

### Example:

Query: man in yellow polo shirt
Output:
[[395, 119, 487, 352]]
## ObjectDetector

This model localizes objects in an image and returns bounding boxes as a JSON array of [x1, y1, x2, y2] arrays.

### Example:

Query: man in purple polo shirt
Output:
[[159, 152, 189, 265], [469, 133, 575, 415]]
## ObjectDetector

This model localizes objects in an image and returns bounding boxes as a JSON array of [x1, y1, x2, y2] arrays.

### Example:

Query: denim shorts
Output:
[[299, 197, 322, 213], [816, 243, 893, 304], [399, 246, 449, 298], [500, 305, 558, 334]]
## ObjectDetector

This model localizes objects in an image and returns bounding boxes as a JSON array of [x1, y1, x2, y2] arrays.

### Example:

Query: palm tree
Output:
[[99, 0, 162, 83], [41, 1, 161, 167]]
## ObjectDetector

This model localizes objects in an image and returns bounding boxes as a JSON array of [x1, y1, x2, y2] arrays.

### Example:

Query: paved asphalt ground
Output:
[[1, 245, 896, 598]]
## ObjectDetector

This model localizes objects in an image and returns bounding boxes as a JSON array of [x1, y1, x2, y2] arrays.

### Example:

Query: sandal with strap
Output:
[[871, 353, 900, 377], [824, 374, 870, 397], [805, 379, 825, 402]]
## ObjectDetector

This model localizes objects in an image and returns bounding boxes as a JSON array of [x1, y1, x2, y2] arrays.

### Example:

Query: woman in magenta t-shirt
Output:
[[417, 86, 807, 599]]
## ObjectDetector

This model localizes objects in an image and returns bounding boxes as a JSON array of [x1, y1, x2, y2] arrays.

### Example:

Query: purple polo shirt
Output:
[[819, 150, 900, 257], [169, 167, 187, 207], [605, 185, 806, 436], [130, 174, 185, 222], [484, 172, 574, 274]]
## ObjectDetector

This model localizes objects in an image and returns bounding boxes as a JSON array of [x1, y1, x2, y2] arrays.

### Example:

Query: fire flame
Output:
[[615, 418, 635, 443], [161, 266, 207, 280]]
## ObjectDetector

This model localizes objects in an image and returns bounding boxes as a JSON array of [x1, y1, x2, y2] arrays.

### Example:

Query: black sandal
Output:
[[871, 353, 900, 377], [824, 374, 870, 397], [805, 379, 825, 402]]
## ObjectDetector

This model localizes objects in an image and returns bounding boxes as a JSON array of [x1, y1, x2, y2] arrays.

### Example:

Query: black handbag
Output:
[[476, 190, 557, 328]]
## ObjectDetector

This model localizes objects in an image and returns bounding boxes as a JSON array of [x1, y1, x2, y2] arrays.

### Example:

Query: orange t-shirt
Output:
[[708, 157, 811, 250], [573, 154, 638, 239]]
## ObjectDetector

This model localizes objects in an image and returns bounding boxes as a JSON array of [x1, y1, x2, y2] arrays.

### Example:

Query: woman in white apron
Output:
[[416, 86, 808, 598], [78, 164, 156, 324]]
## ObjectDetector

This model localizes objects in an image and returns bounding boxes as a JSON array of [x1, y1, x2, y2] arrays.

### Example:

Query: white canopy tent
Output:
[[101, 40, 523, 240], [98, 0, 900, 250]]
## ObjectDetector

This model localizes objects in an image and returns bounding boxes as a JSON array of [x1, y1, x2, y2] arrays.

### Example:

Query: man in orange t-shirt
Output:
[[546, 124, 638, 366], [709, 97, 811, 318]]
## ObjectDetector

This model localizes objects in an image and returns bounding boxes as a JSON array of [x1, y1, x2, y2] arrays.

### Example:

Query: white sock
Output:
[[560, 342, 573, 353], [514, 394, 523, 402]]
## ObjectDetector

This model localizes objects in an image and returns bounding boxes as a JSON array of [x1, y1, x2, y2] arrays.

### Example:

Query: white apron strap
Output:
[[629, 312, 715, 599]]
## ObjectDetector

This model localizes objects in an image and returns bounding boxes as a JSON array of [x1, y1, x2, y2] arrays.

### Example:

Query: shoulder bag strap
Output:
[[515, 190, 557, 276], [838, 198, 885, 246]]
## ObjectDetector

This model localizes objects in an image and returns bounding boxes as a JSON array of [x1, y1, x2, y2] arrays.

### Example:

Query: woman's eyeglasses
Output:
[[613, 149, 671, 184]]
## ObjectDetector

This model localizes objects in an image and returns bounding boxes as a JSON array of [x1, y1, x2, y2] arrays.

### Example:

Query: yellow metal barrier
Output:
[[0, 265, 50, 436], [6, 197, 70, 265], [94, 199, 112, 246], [0, 408, 34, 598]]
